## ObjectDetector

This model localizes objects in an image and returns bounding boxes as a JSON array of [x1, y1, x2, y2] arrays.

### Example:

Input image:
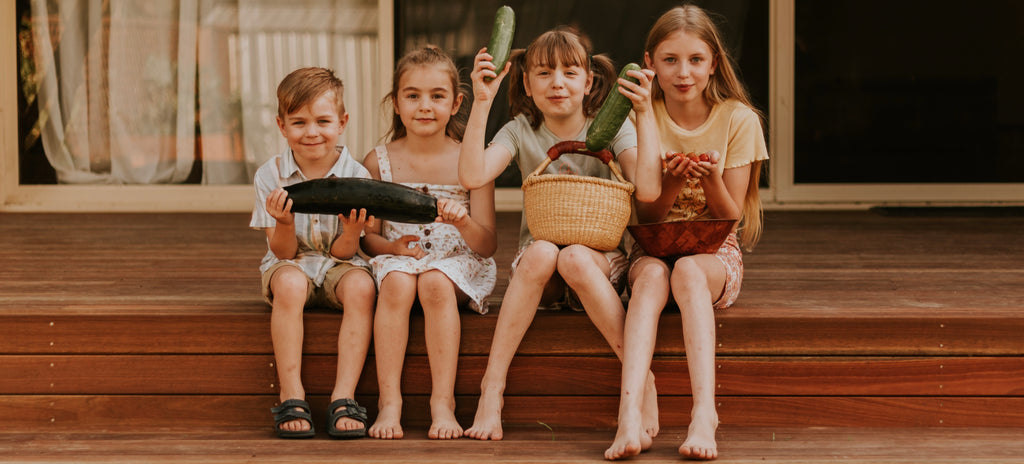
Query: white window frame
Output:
[[2, 0, 1021, 212]]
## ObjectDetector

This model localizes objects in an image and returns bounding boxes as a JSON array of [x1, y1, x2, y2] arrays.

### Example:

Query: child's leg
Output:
[[557, 245, 660, 437], [368, 272, 417, 440], [466, 241, 561, 441], [417, 270, 464, 440], [606, 257, 670, 460], [268, 266, 312, 433], [672, 255, 727, 461], [328, 268, 376, 432]]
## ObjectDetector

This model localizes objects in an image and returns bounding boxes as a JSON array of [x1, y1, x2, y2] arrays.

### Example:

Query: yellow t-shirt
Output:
[[651, 98, 769, 221]]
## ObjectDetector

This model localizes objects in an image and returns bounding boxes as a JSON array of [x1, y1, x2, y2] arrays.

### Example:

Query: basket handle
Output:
[[528, 141, 629, 183]]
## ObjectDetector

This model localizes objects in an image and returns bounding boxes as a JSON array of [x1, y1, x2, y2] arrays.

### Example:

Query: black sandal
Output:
[[271, 399, 316, 439], [326, 398, 368, 439]]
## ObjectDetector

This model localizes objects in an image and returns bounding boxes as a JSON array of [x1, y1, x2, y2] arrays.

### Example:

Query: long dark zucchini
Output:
[[585, 62, 641, 152], [484, 5, 515, 81], [284, 178, 438, 224]]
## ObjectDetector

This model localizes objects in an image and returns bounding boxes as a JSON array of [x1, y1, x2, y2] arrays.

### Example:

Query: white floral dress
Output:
[[368, 146, 497, 314]]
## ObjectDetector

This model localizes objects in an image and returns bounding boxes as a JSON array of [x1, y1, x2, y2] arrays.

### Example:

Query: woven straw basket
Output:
[[522, 145, 635, 251]]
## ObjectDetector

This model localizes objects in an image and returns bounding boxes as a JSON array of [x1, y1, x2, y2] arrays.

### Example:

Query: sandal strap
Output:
[[327, 398, 368, 424], [271, 399, 314, 426]]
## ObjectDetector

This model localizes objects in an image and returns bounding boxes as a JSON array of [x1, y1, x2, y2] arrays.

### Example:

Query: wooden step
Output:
[[2, 210, 1023, 434], [3, 426, 1024, 463]]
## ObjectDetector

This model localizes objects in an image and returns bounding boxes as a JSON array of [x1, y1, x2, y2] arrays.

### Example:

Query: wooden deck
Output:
[[1, 209, 1023, 462]]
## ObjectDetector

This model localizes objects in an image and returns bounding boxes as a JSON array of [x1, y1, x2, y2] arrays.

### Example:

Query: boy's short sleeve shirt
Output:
[[250, 146, 371, 286]]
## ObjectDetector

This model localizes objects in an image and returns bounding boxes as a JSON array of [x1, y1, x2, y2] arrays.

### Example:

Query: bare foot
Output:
[[604, 411, 652, 460], [464, 390, 504, 440], [642, 374, 660, 438], [678, 407, 719, 460], [368, 401, 404, 439], [428, 399, 463, 440]]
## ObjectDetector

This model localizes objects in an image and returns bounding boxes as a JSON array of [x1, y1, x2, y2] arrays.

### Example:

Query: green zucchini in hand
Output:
[[585, 62, 642, 152], [484, 5, 515, 81], [284, 178, 438, 224]]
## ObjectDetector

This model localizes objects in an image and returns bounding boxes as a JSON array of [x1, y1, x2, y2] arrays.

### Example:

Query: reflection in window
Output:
[[17, 0, 382, 185]]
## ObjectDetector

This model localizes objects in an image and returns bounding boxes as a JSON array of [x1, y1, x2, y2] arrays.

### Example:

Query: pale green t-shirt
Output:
[[490, 113, 638, 248]]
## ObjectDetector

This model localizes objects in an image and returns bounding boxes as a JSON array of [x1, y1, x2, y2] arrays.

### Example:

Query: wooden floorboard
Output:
[[2, 427, 1024, 463], [3, 355, 1024, 396], [3, 210, 1023, 313], [2, 209, 1024, 460]]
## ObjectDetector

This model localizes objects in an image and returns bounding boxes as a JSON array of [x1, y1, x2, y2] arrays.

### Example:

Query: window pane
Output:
[[795, 0, 1024, 183]]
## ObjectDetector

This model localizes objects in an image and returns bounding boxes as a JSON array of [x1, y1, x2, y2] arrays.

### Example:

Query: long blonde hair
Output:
[[645, 5, 765, 250]]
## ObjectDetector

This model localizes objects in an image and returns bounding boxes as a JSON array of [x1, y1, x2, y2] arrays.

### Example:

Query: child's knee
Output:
[[632, 258, 670, 285], [671, 258, 708, 290], [516, 241, 559, 275], [555, 244, 600, 280], [338, 270, 376, 304], [416, 271, 455, 307], [271, 267, 310, 302]]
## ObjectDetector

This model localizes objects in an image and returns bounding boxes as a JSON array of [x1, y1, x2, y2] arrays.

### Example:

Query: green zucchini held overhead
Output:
[[283, 178, 439, 224], [484, 5, 515, 82]]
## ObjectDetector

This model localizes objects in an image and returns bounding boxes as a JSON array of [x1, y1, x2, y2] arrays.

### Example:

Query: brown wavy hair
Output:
[[382, 45, 467, 142], [508, 26, 616, 130]]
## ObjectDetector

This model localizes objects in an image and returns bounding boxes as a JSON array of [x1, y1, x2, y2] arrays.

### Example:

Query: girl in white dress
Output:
[[361, 46, 497, 441]]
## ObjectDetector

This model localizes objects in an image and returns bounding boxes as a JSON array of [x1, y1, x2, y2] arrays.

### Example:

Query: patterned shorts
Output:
[[629, 233, 743, 310]]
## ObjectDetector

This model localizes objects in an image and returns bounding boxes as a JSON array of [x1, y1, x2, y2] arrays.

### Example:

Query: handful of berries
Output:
[[662, 152, 711, 170]]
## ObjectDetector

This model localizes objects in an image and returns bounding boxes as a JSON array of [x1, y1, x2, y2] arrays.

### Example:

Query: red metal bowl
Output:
[[627, 219, 737, 258]]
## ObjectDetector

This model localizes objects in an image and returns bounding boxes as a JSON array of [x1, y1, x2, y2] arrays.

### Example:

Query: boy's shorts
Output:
[[261, 261, 371, 310]]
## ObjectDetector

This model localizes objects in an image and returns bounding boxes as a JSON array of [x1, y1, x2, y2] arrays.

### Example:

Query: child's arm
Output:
[[330, 209, 373, 260], [264, 188, 299, 259], [360, 222, 426, 260], [634, 162, 692, 223], [460, 48, 514, 190], [437, 182, 498, 258], [617, 68, 662, 203], [699, 156, 747, 220]]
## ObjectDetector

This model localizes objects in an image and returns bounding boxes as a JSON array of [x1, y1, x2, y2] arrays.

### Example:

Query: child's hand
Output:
[[618, 68, 656, 114], [664, 150, 719, 180], [266, 188, 294, 226], [338, 208, 375, 235], [470, 48, 509, 103], [390, 235, 427, 260], [435, 198, 469, 227]]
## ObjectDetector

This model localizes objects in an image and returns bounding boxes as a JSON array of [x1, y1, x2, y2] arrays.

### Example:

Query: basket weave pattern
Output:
[[522, 166, 635, 251]]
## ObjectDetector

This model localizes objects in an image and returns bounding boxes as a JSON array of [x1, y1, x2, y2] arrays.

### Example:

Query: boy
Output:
[[250, 67, 375, 439]]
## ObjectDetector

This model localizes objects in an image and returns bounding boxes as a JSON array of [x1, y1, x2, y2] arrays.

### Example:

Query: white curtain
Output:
[[28, 0, 381, 185]]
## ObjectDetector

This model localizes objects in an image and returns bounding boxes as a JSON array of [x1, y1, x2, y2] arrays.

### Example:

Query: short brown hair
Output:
[[276, 67, 345, 119]]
